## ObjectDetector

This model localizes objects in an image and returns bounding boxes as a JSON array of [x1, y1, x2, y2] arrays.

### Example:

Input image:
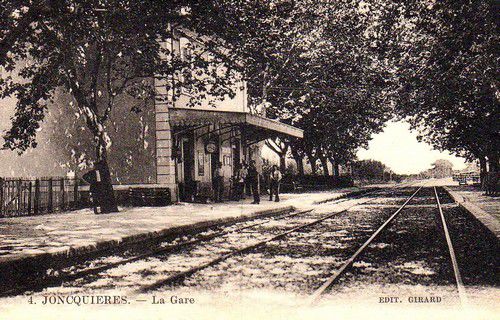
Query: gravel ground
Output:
[[7, 209, 296, 293], [443, 206, 499, 286], [337, 206, 453, 285], [182, 205, 395, 293], [167, 187, 496, 307]]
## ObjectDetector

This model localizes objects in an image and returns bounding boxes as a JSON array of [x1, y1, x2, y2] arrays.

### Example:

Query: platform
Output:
[[0, 189, 359, 275], [444, 185, 500, 239]]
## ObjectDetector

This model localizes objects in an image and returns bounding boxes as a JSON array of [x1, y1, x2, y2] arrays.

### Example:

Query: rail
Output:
[[0, 208, 311, 297], [308, 186, 424, 304], [136, 194, 381, 293], [434, 187, 468, 305]]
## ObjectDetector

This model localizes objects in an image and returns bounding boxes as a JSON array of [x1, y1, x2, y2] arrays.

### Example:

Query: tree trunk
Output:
[[294, 156, 304, 176], [480, 157, 487, 189], [488, 153, 499, 172], [265, 139, 288, 173], [290, 146, 304, 176], [309, 156, 318, 175], [95, 136, 118, 213], [319, 156, 329, 176], [279, 154, 286, 173], [330, 159, 340, 178]]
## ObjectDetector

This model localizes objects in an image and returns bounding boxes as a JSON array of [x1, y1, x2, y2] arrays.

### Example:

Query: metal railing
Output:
[[0, 177, 82, 218]]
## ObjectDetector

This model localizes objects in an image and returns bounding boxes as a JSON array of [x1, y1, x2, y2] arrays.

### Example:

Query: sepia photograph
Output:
[[0, 1, 498, 319]]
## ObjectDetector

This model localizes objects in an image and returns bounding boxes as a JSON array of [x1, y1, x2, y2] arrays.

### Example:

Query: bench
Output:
[[128, 187, 171, 207]]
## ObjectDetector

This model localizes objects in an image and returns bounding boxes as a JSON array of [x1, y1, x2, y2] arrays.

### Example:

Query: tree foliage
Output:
[[391, 0, 499, 171], [2, 0, 497, 192], [352, 159, 392, 181], [207, 1, 394, 175]]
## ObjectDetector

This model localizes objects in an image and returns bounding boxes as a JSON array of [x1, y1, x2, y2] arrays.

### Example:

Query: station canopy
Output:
[[168, 108, 303, 144]]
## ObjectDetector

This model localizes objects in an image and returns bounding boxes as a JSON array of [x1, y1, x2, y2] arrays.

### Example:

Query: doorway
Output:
[[210, 139, 220, 179], [232, 140, 241, 176], [179, 133, 195, 201]]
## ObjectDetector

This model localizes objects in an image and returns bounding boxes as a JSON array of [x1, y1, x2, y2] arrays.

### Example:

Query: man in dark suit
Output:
[[248, 160, 260, 204]]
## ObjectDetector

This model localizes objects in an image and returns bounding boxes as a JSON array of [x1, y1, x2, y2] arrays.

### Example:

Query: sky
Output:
[[0, 96, 15, 130], [356, 121, 468, 174]]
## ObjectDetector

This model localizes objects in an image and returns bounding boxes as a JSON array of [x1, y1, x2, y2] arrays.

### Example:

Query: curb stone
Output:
[[443, 186, 500, 239]]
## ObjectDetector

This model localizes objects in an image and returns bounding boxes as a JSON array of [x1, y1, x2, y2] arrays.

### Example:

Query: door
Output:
[[182, 138, 194, 184], [232, 140, 241, 176], [179, 134, 195, 201]]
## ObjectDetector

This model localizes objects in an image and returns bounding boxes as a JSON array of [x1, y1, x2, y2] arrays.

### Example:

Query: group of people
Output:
[[212, 160, 282, 204]]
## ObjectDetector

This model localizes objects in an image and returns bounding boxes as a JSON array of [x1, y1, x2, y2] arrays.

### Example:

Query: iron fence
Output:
[[0, 177, 82, 218]]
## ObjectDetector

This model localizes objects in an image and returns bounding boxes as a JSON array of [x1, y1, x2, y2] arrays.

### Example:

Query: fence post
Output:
[[22, 180, 27, 214], [17, 179, 22, 216], [0, 178, 3, 217], [27, 181, 32, 215], [73, 176, 79, 209], [48, 178, 53, 213], [34, 179, 40, 215], [60, 177, 65, 210]]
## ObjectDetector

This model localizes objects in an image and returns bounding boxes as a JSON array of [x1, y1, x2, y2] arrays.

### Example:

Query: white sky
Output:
[[357, 121, 468, 174]]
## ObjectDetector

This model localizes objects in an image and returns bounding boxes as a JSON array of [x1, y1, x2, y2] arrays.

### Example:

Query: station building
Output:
[[154, 29, 303, 202]]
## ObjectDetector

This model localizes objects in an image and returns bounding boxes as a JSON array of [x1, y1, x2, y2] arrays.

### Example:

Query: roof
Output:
[[168, 108, 303, 139]]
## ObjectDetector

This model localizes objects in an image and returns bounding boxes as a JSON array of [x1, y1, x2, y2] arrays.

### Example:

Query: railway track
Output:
[[0, 187, 382, 297], [134, 188, 397, 293], [5, 190, 392, 296], [433, 187, 468, 304], [309, 185, 468, 305], [136, 194, 379, 293], [5, 184, 486, 304]]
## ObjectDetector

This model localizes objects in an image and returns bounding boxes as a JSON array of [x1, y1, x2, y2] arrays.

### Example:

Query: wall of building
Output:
[[153, 78, 177, 200], [173, 82, 247, 113], [166, 30, 248, 113], [0, 86, 157, 185]]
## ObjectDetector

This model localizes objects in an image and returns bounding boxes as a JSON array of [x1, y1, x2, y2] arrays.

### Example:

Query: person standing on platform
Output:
[[213, 162, 224, 202], [269, 165, 282, 202], [242, 161, 251, 197], [236, 163, 247, 200], [248, 160, 260, 204]]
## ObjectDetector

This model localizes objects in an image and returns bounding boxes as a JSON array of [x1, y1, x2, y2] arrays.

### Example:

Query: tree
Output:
[[0, 1, 241, 212], [190, 1, 397, 180], [389, 0, 499, 181], [265, 137, 289, 172], [352, 159, 391, 181], [430, 159, 454, 179], [289, 138, 305, 176], [239, 1, 393, 177], [207, 0, 325, 168]]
